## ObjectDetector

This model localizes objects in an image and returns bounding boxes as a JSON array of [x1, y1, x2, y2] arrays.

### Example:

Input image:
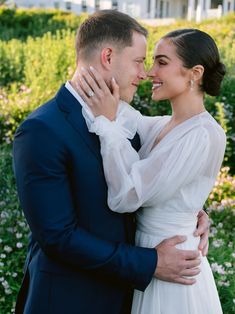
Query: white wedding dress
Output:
[[88, 103, 225, 314]]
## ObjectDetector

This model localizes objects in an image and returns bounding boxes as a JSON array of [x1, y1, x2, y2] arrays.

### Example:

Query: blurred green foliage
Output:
[[0, 6, 87, 40], [0, 8, 234, 314]]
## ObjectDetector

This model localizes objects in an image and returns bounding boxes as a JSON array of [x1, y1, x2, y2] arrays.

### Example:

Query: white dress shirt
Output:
[[65, 80, 139, 140]]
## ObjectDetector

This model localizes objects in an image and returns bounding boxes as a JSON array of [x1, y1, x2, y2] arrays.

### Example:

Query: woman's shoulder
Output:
[[182, 112, 227, 154], [167, 111, 225, 148], [183, 111, 225, 138], [200, 111, 226, 140]]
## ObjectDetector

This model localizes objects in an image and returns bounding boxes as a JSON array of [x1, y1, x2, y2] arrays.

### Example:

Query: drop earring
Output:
[[190, 79, 194, 91]]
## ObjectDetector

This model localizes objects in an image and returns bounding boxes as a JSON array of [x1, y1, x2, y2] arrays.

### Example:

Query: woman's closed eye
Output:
[[158, 59, 168, 66]]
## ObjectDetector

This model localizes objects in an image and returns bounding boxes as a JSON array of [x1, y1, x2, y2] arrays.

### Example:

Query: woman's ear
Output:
[[191, 65, 204, 82], [100, 47, 113, 69]]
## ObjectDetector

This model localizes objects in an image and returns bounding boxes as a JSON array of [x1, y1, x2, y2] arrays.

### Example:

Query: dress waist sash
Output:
[[136, 208, 198, 238]]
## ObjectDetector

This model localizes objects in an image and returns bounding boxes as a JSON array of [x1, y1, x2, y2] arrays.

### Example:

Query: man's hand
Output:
[[154, 236, 201, 285], [194, 210, 210, 256]]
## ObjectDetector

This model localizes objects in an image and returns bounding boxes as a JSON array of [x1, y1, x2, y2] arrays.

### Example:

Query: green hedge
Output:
[[0, 10, 234, 171], [0, 8, 234, 313], [0, 7, 86, 40]]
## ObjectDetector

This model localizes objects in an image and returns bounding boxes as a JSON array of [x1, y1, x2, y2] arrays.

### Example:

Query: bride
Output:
[[74, 29, 225, 314]]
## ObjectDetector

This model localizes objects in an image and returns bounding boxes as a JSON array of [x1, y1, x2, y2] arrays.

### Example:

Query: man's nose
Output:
[[138, 70, 147, 80]]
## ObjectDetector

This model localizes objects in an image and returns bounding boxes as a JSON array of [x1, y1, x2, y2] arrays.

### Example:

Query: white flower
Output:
[[211, 262, 226, 275], [212, 239, 224, 248], [7, 227, 14, 233], [221, 199, 228, 206], [4, 246, 12, 253], [225, 262, 232, 268], [209, 227, 218, 237], [0, 211, 9, 219], [217, 280, 230, 287], [0, 254, 6, 259], [16, 242, 23, 248], [16, 233, 23, 239], [18, 221, 26, 228], [2, 280, 9, 289], [217, 205, 225, 212]]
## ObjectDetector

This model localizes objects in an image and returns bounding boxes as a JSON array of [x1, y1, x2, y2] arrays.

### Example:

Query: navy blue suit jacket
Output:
[[13, 85, 157, 314]]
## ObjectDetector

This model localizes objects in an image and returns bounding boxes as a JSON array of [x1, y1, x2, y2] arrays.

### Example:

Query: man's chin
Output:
[[120, 93, 135, 104]]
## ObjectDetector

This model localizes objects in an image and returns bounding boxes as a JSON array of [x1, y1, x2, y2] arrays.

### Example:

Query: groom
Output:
[[13, 10, 209, 314]]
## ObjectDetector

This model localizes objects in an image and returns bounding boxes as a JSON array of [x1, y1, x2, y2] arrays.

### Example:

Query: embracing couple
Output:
[[13, 10, 226, 314]]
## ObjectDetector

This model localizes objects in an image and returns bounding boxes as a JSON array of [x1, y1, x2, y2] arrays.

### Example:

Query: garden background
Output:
[[0, 7, 234, 313]]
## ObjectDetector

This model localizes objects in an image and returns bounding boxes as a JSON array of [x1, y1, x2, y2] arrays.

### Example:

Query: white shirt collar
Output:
[[65, 80, 94, 122], [65, 80, 139, 139]]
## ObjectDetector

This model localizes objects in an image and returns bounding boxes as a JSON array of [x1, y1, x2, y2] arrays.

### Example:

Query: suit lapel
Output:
[[56, 85, 101, 160], [57, 85, 140, 240]]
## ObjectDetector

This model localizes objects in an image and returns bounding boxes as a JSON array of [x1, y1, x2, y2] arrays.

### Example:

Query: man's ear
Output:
[[191, 65, 204, 82], [100, 47, 113, 69]]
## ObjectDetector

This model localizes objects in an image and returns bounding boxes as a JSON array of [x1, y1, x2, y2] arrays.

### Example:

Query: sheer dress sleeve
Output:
[[89, 114, 225, 213]]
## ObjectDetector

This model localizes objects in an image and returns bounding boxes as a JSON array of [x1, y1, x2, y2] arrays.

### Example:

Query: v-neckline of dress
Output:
[[149, 111, 208, 154]]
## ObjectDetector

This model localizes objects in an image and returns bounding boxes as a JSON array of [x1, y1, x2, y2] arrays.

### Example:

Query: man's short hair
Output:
[[75, 10, 148, 61]]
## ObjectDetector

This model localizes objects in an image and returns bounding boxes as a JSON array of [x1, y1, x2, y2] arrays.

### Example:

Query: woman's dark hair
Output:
[[162, 29, 226, 96]]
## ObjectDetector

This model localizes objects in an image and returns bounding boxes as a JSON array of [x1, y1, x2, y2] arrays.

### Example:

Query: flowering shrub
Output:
[[205, 167, 235, 314], [0, 151, 234, 313], [0, 29, 76, 143], [0, 145, 28, 313], [207, 167, 235, 207], [0, 8, 234, 314]]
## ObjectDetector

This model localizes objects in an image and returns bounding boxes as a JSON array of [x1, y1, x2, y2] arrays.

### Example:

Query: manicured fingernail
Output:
[[112, 77, 116, 82], [89, 66, 94, 71], [81, 67, 86, 72], [78, 74, 84, 82]]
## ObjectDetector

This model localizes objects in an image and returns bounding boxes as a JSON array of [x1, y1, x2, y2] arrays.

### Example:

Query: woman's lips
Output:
[[152, 81, 163, 90]]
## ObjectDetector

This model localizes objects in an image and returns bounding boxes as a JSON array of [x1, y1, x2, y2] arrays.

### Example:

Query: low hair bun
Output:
[[203, 62, 226, 96]]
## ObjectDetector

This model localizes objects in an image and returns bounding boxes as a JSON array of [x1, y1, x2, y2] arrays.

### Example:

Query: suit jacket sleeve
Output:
[[13, 118, 157, 291]]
